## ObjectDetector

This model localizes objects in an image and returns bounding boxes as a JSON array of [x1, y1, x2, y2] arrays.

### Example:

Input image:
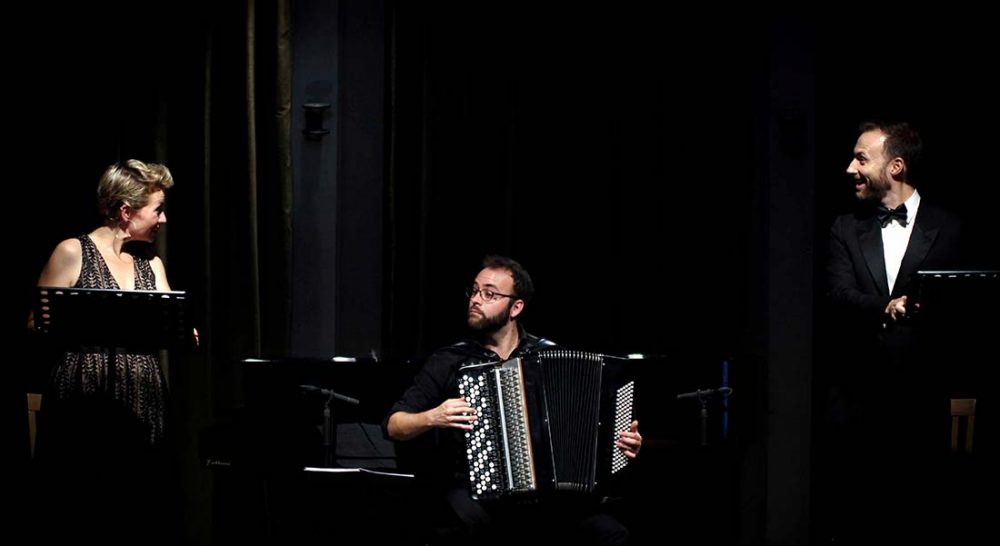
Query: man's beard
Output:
[[856, 175, 889, 202], [468, 302, 512, 334]]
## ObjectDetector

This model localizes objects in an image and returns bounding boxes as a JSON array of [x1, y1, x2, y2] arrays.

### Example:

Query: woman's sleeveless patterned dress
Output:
[[48, 235, 167, 445]]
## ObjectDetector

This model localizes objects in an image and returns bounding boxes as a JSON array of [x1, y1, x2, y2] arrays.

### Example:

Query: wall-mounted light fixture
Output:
[[302, 102, 331, 141]]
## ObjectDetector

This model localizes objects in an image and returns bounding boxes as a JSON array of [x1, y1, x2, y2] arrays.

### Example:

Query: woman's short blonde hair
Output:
[[97, 159, 174, 223]]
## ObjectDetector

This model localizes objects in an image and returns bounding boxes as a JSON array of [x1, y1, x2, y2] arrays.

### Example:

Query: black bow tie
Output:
[[876, 204, 908, 228]]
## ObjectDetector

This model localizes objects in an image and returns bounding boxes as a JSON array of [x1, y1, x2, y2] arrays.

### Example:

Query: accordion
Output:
[[457, 349, 636, 500]]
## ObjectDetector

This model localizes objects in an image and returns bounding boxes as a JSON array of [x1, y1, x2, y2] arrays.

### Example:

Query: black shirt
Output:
[[385, 325, 557, 485]]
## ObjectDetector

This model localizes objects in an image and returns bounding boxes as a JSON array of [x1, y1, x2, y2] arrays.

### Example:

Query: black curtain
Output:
[[384, 2, 764, 361], [13, 2, 294, 543]]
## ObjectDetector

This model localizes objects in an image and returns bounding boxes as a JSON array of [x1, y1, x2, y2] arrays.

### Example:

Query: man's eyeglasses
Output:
[[466, 287, 516, 303]]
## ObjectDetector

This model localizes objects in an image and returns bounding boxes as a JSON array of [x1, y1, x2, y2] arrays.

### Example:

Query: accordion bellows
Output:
[[458, 350, 635, 500]]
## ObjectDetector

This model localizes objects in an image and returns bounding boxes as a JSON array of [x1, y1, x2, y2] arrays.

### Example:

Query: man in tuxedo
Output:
[[828, 121, 962, 358], [821, 121, 961, 542]]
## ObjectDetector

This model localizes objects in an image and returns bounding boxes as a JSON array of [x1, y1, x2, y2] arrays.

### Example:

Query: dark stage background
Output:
[[7, 3, 999, 545]]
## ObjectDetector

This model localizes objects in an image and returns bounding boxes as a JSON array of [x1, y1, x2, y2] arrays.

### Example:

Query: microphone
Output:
[[676, 387, 732, 400], [299, 384, 360, 405]]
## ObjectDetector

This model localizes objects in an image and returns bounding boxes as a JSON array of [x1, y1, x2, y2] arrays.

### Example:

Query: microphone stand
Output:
[[322, 392, 335, 467], [676, 387, 733, 447], [299, 385, 360, 467]]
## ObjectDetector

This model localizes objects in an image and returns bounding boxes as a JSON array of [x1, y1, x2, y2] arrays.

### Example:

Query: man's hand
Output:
[[427, 397, 477, 431], [885, 295, 908, 321], [616, 420, 642, 459]]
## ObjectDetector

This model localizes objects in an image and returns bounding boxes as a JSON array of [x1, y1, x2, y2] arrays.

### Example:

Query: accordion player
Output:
[[458, 349, 636, 500]]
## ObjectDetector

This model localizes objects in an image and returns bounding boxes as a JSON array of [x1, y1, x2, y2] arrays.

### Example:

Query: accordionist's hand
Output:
[[427, 397, 478, 431], [616, 420, 642, 459]]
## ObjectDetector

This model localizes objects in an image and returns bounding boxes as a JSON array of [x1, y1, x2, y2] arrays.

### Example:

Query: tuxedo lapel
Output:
[[858, 219, 890, 296], [894, 211, 942, 297]]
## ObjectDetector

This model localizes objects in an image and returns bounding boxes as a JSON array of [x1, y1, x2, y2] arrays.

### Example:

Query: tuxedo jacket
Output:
[[827, 202, 961, 322], [826, 201, 961, 392], [823, 203, 965, 465]]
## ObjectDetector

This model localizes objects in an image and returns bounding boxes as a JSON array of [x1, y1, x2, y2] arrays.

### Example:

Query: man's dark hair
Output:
[[859, 121, 923, 184], [482, 255, 535, 304]]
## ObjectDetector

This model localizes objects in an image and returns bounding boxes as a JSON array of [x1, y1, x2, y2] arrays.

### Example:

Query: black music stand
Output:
[[914, 270, 1000, 396], [914, 270, 1000, 317], [34, 286, 190, 391]]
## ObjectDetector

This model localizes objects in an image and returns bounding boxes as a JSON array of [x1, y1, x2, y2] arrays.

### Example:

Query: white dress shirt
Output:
[[883, 190, 920, 294]]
